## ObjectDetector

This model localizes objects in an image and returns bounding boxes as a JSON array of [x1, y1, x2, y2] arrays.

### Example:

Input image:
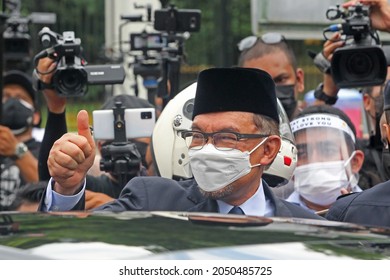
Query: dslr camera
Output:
[[33, 27, 125, 97], [325, 3, 387, 88]]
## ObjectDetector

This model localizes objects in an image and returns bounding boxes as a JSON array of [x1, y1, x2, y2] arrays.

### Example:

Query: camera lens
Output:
[[346, 52, 373, 77], [331, 45, 387, 87], [53, 67, 88, 96], [58, 69, 85, 90]]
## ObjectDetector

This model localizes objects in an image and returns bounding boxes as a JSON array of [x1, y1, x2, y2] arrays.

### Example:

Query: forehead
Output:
[[295, 127, 343, 144], [193, 111, 255, 131], [242, 51, 294, 78], [3, 84, 33, 105]]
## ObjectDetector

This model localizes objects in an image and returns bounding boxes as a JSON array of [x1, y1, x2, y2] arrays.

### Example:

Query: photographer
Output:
[[35, 57, 154, 209], [309, 1, 390, 105], [309, 2, 390, 189], [0, 70, 41, 210]]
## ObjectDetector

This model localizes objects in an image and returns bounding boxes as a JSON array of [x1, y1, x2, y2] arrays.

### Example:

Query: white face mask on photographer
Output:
[[188, 137, 268, 192], [293, 151, 357, 206]]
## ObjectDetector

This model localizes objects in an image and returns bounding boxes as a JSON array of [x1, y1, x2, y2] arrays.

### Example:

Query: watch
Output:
[[13, 142, 28, 160], [313, 83, 338, 105]]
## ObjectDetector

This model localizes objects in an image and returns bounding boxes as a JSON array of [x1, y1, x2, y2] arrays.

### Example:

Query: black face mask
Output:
[[382, 147, 390, 181], [2, 98, 34, 135], [275, 85, 297, 120]]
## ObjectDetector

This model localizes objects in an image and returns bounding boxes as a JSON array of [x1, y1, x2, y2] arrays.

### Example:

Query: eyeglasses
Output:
[[237, 33, 287, 52], [181, 130, 269, 151]]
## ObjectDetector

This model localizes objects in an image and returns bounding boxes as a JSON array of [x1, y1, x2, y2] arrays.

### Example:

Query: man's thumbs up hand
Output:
[[48, 110, 96, 195]]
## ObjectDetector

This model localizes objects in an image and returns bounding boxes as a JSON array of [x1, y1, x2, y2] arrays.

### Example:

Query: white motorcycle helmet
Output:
[[151, 82, 297, 186], [151, 82, 196, 180], [263, 98, 298, 187]]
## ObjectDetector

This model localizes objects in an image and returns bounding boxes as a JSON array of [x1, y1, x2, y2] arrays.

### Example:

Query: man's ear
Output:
[[259, 136, 281, 166], [295, 68, 305, 94], [362, 93, 371, 111], [351, 150, 364, 174]]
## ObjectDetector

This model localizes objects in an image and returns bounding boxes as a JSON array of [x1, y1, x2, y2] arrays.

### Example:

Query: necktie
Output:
[[228, 206, 245, 215]]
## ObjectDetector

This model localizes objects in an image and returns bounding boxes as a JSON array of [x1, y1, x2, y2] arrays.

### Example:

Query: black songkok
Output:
[[192, 67, 279, 123]]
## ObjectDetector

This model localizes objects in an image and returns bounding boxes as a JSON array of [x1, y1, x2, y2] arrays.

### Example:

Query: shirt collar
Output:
[[217, 180, 274, 216]]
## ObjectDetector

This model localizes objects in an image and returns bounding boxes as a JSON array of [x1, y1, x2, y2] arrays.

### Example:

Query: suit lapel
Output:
[[262, 179, 294, 217], [187, 198, 219, 213]]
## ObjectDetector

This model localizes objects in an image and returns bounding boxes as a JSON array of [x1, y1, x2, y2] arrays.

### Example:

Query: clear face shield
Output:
[[290, 113, 357, 206], [294, 127, 354, 166], [278, 98, 295, 143]]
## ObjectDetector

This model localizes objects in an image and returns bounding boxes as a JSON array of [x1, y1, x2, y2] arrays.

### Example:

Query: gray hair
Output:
[[253, 114, 279, 136]]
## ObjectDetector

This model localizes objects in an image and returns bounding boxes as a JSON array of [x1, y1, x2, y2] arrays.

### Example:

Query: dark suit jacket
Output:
[[95, 177, 322, 219], [40, 176, 323, 219], [326, 181, 390, 228]]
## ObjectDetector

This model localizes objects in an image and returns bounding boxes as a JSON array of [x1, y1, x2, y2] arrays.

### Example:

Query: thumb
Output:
[[77, 110, 94, 144]]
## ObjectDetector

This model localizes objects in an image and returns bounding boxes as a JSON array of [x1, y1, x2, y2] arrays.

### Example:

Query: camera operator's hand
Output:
[[48, 110, 95, 195], [85, 190, 114, 210], [322, 33, 344, 62], [343, 0, 390, 32], [314, 33, 344, 105], [0, 126, 22, 157], [36, 57, 66, 114]]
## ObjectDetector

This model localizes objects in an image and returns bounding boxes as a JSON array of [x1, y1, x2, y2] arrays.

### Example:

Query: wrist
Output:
[[53, 179, 85, 196], [314, 83, 338, 105], [12, 142, 28, 160]]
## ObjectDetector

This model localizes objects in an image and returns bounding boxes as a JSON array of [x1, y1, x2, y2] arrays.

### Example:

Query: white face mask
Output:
[[188, 137, 268, 192], [293, 152, 357, 206]]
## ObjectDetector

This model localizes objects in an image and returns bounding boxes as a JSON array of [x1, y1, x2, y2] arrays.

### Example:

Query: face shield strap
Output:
[[290, 113, 355, 143], [343, 150, 359, 189]]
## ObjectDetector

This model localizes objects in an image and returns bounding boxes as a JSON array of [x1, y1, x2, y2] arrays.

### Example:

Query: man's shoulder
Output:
[[333, 180, 390, 207], [326, 181, 390, 225], [326, 182, 390, 219]]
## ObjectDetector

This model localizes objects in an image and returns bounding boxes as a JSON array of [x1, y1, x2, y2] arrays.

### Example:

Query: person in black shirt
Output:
[[0, 70, 41, 210]]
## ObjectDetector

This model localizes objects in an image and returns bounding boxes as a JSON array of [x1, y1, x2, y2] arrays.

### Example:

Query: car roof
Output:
[[1, 211, 389, 260]]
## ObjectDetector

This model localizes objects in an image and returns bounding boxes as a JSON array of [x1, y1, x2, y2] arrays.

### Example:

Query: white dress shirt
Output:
[[217, 180, 275, 216]]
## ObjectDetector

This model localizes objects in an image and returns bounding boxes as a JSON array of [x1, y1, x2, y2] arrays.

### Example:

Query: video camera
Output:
[[325, 3, 387, 88], [120, 3, 201, 106], [2, 0, 56, 71], [33, 27, 125, 97], [3, 16, 31, 71], [154, 6, 201, 33]]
